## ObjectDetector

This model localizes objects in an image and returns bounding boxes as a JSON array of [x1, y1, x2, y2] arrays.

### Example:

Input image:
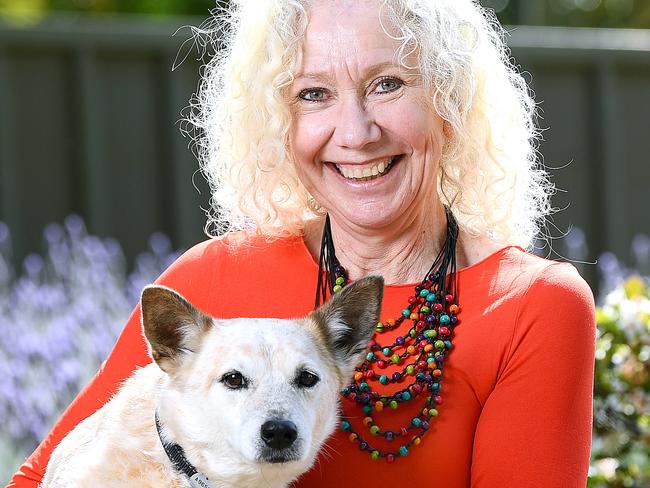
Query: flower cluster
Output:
[[0, 216, 180, 482], [589, 273, 650, 487]]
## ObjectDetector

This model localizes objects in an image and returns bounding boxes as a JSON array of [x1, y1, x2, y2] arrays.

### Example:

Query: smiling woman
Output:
[[9, 1, 596, 487]]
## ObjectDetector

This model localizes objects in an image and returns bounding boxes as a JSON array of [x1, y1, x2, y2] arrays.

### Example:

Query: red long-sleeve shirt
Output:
[[8, 235, 596, 487]]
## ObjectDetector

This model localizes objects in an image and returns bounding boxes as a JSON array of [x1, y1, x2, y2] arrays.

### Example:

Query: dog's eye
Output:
[[221, 371, 247, 390], [297, 370, 320, 388]]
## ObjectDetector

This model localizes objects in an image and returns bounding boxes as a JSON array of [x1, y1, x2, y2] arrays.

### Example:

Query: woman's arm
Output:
[[470, 262, 596, 487], [6, 240, 214, 487]]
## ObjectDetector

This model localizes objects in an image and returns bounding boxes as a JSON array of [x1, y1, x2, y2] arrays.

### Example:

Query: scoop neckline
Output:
[[296, 234, 525, 289]]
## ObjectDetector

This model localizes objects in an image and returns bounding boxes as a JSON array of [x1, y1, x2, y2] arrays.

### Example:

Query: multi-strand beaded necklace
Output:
[[315, 207, 460, 463]]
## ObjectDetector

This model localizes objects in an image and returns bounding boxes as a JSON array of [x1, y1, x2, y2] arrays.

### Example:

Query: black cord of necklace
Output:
[[315, 214, 338, 308], [315, 207, 459, 308]]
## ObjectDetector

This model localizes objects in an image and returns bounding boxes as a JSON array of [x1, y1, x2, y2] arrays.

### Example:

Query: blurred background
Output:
[[0, 0, 648, 486]]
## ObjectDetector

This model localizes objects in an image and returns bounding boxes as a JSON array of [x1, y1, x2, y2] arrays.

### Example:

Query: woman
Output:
[[9, 0, 596, 486]]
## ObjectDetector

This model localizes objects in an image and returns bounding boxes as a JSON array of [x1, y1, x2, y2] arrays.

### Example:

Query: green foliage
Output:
[[0, 0, 648, 28], [589, 276, 650, 487]]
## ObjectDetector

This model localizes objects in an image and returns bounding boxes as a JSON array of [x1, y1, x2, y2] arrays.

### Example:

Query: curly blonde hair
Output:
[[187, 0, 553, 248]]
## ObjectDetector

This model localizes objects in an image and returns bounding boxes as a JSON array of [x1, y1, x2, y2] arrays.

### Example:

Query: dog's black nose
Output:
[[260, 420, 298, 449]]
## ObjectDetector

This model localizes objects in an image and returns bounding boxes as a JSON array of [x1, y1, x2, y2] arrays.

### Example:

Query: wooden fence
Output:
[[1, 15, 649, 288]]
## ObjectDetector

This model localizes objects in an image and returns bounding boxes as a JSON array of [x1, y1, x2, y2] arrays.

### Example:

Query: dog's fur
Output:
[[41, 276, 383, 488]]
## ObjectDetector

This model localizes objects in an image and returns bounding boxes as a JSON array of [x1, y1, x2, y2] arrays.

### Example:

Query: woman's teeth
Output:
[[335, 158, 394, 181]]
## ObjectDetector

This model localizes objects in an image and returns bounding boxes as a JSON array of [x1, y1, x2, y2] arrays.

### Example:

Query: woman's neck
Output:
[[304, 204, 448, 284]]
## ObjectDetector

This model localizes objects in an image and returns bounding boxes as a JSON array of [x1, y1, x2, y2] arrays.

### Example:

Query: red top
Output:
[[8, 235, 596, 488]]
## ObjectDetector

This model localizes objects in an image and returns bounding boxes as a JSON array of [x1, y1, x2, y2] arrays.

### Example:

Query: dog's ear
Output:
[[312, 276, 384, 381], [140, 285, 212, 374]]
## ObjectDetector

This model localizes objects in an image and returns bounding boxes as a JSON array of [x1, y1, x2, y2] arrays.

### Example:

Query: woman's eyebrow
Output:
[[294, 61, 400, 82]]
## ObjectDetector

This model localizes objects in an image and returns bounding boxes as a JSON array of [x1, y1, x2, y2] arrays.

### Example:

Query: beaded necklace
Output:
[[315, 207, 460, 463]]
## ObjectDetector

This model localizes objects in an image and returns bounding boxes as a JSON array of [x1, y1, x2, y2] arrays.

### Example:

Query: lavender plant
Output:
[[0, 216, 180, 483]]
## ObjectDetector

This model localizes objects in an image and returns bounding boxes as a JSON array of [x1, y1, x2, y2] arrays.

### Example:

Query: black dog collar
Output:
[[155, 411, 216, 488]]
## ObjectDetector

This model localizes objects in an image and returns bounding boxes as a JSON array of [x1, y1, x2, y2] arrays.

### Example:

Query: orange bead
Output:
[[386, 318, 395, 326], [349, 433, 358, 442], [410, 313, 419, 320], [363, 416, 373, 426], [407, 345, 417, 355], [413, 436, 421, 446], [449, 304, 459, 314], [375, 401, 384, 412], [428, 362, 437, 370], [424, 344, 434, 352], [354, 372, 364, 381], [433, 369, 442, 377]]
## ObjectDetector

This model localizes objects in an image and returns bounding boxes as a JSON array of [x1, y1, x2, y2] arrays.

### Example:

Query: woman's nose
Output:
[[332, 98, 381, 150]]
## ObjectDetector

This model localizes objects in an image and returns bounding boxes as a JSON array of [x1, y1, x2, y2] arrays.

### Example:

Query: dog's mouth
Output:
[[258, 447, 302, 464]]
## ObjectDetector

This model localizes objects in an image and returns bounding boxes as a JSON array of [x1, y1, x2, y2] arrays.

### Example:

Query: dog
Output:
[[41, 276, 383, 488]]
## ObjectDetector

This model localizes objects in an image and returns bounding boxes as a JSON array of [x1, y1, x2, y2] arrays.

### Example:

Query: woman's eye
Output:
[[375, 78, 402, 94], [297, 370, 320, 388], [298, 88, 328, 102], [221, 371, 248, 390]]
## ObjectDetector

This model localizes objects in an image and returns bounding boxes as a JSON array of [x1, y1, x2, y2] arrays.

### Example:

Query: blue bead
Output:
[[399, 446, 409, 456], [439, 314, 450, 324], [396, 336, 405, 345], [359, 382, 369, 392], [422, 421, 430, 430], [402, 309, 411, 317], [402, 392, 411, 401], [366, 352, 375, 361], [360, 442, 369, 450], [431, 383, 440, 392], [341, 421, 351, 431], [412, 417, 422, 427], [382, 347, 391, 356], [385, 431, 394, 441], [363, 405, 372, 414], [392, 372, 402, 381], [379, 375, 389, 385], [445, 341, 452, 349], [342, 387, 350, 395], [426, 293, 436, 302], [451, 316, 458, 325], [419, 289, 429, 297]]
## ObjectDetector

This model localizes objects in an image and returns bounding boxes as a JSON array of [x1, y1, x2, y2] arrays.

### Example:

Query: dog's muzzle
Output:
[[259, 420, 301, 463]]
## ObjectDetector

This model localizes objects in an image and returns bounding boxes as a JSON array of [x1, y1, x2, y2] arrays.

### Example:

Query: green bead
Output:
[[391, 354, 400, 364], [409, 330, 417, 338], [379, 375, 389, 385], [419, 289, 429, 297], [370, 425, 380, 435], [402, 309, 411, 317], [420, 306, 430, 314], [335, 276, 345, 285], [341, 421, 351, 431], [435, 340, 445, 349], [389, 400, 398, 410], [412, 418, 422, 427], [382, 347, 391, 356], [399, 446, 409, 457], [426, 293, 436, 302], [375, 324, 384, 332], [406, 365, 415, 375], [370, 450, 380, 460], [428, 408, 439, 417], [359, 382, 369, 392], [425, 330, 437, 338], [333, 285, 342, 293], [402, 392, 411, 401], [439, 314, 450, 324], [363, 405, 373, 415], [445, 340, 452, 349], [366, 352, 375, 361]]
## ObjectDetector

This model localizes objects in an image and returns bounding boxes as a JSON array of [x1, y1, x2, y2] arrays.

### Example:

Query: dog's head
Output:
[[140, 277, 382, 480]]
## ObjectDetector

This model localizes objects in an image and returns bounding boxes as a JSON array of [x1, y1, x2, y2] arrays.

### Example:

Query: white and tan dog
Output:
[[41, 276, 383, 488]]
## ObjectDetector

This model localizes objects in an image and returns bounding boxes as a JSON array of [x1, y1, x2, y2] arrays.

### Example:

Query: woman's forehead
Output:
[[295, 1, 403, 78]]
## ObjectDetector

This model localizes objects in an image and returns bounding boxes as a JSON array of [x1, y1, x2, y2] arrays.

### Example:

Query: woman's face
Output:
[[289, 0, 447, 231]]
